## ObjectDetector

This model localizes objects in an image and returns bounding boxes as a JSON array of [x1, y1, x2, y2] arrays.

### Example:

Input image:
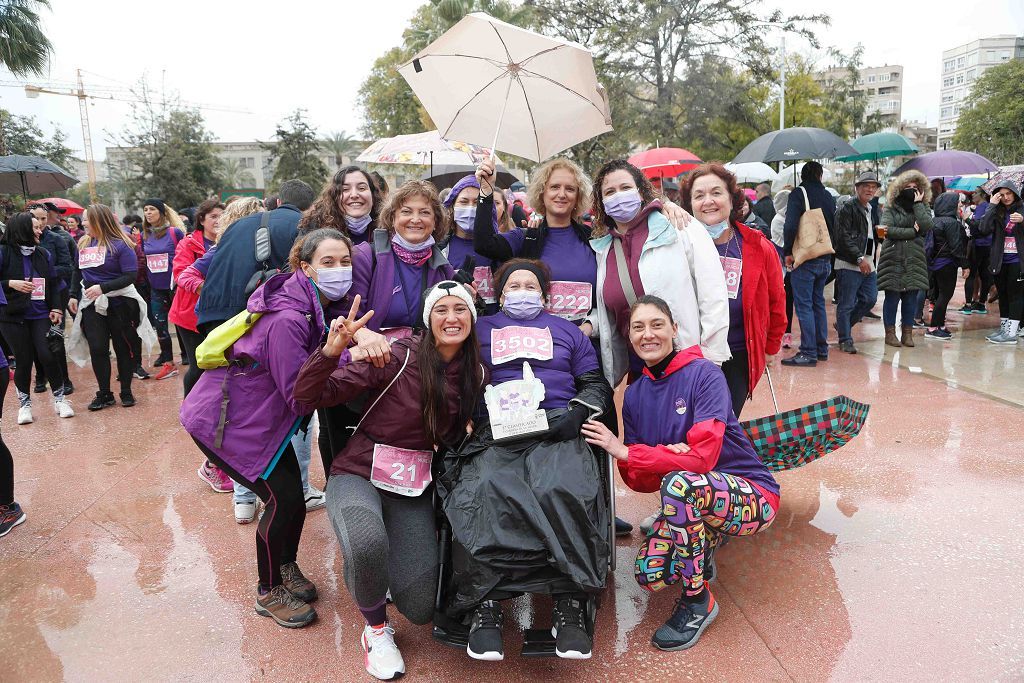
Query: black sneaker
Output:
[[972, 302, 988, 313], [120, 393, 137, 408], [551, 596, 592, 659], [33, 382, 47, 393], [0, 501, 26, 537], [863, 310, 880, 319], [467, 600, 504, 661], [614, 516, 633, 536], [87, 391, 117, 411], [925, 328, 952, 340], [958, 304, 974, 315], [781, 352, 817, 367], [134, 366, 150, 380], [62, 380, 74, 396], [839, 340, 857, 354], [652, 589, 719, 651]]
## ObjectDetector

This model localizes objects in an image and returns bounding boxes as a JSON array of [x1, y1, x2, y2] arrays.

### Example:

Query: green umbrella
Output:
[[836, 132, 919, 171]]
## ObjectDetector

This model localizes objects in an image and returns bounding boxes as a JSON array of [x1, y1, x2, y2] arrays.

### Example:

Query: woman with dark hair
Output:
[[294, 280, 483, 681], [581, 295, 779, 653], [181, 228, 357, 631], [979, 180, 1024, 344], [494, 188, 515, 233], [924, 192, 966, 340], [299, 166, 383, 244], [141, 199, 185, 378], [681, 163, 786, 416], [371, 171, 389, 201], [587, 159, 730, 389], [66, 214, 84, 240], [0, 212, 71, 424], [443, 174, 500, 309], [960, 188, 993, 315]]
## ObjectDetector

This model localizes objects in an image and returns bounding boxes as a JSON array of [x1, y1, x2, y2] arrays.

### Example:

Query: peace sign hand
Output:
[[323, 294, 374, 358]]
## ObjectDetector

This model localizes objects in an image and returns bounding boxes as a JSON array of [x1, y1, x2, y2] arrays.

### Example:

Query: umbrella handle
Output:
[[765, 367, 780, 414], [490, 77, 514, 162]]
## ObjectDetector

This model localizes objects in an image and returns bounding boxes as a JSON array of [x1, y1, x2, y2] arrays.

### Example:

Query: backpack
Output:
[[194, 309, 264, 369], [244, 211, 278, 297]]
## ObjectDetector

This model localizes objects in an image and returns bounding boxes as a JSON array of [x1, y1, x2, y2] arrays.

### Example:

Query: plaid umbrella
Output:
[[741, 395, 870, 472]]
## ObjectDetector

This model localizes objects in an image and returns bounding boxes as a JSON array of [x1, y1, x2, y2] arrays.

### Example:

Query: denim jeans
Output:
[[834, 269, 878, 343], [883, 290, 919, 327], [234, 414, 316, 504], [789, 257, 831, 357]]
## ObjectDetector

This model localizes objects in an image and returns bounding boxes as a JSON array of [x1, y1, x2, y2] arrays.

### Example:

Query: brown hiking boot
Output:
[[884, 326, 901, 348], [901, 325, 915, 347], [255, 584, 317, 628], [280, 561, 318, 603]]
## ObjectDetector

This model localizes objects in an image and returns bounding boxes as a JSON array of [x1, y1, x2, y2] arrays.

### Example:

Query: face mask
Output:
[[453, 206, 476, 234], [346, 213, 372, 235], [702, 220, 729, 239], [503, 290, 544, 320], [19, 246, 35, 256], [391, 231, 435, 253], [899, 188, 917, 204], [603, 189, 642, 223], [310, 266, 352, 301]]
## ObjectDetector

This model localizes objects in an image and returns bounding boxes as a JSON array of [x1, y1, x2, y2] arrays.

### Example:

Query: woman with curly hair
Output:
[[298, 166, 383, 244]]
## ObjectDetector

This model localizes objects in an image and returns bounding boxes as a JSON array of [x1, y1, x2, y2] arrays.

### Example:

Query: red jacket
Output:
[[734, 221, 787, 394], [168, 230, 208, 332]]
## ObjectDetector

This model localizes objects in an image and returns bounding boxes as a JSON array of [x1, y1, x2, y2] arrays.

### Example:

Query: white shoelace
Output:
[[366, 625, 399, 653]]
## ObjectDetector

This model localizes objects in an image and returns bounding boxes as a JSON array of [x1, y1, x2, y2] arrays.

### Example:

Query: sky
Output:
[[1, 0, 1022, 163]]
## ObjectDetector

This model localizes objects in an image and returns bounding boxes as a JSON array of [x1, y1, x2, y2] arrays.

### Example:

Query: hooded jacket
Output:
[[770, 189, 790, 249], [180, 269, 327, 482], [877, 170, 934, 292], [929, 191, 967, 268], [168, 229, 209, 332], [978, 180, 1024, 274]]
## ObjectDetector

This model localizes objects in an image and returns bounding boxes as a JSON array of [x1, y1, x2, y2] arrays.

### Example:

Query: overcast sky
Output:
[[1, 0, 1022, 162]]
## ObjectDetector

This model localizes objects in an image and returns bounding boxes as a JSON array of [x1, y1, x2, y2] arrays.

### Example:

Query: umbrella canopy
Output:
[[835, 132, 918, 162], [982, 164, 1024, 194], [947, 175, 988, 192], [627, 147, 701, 179], [35, 197, 85, 215], [426, 163, 519, 191], [355, 130, 502, 167], [770, 162, 834, 194], [398, 12, 612, 162], [741, 395, 870, 472], [0, 155, 78, 197], [893, 150, 998, 179], [724, 161, 778, 184], [731, 127, 858, 164]]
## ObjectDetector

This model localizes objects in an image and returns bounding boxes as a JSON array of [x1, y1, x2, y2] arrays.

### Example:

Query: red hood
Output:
[[641, 345, 704, 380]]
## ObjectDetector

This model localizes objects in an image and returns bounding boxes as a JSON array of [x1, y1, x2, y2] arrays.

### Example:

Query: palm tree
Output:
[[322, 130, 361, 168], [0, 0, 53, 77], [219, 157, 256, 190]]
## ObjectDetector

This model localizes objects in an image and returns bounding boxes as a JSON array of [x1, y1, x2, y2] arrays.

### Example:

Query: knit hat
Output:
[[421, 280, 477, 328], [443, 174, 498, 233], [143, 198, 166, 215]]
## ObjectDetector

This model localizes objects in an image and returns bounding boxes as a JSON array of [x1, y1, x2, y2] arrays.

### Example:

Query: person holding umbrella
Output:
[[298, 166, 383, 244], [978, 180, 1024, 345]]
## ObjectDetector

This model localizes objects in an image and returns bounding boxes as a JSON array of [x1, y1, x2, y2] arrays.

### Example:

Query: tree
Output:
[[264, 109, 328, 192], [952, 59, 1024, 165], [219, 157, 256, 189], [765, 55, 827, 131], [0, 109, 74, 168], [323, 130, 361, 168], [0, 0, 52, 77]]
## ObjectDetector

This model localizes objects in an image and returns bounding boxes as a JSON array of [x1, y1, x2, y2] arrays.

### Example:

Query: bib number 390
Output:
[[370, 444, 433, 497]]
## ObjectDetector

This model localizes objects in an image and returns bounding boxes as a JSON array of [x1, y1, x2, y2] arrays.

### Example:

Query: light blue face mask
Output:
[[703, 220, 729, 239]]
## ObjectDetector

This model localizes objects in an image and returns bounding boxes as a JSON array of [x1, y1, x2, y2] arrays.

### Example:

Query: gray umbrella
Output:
[[731, 127, 858, 165], [425, 163, 519, 190], [0, 155, 79, 197]]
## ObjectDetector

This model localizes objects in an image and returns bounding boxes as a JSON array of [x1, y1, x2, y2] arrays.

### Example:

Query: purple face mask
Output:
[[502, 290, 543, 320], [603, 188, 642, 223]]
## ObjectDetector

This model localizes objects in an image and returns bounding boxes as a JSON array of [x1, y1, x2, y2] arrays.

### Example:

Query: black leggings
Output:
[[965, 245, 993, 303], [178, 326, 206, 397], [317, 404, 360, 479], [784, 272, 794, 333], [0, 318, 63, 399], [34, 290, 69, 390], [0, 371, 13, 505], [995, 262, 1024, 322], [930, 263, 959, 328], [720, 348, 749, 418], [81, 300, 140, 395], [194, 437, 305, 588]]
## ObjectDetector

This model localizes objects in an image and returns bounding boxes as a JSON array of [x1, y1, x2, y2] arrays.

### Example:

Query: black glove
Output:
[[453, 255, 476, 285], [546, 404, 589, 442]]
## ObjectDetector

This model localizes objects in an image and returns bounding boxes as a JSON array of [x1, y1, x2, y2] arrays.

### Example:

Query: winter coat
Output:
[[978, 180, 1024, 274], [0, 245, 60, 322], [770, 190, 790, 249], [833, 198, 874, 265], [752, 195, 776, 226], [588, 210, 730, 387], [179, 269, 328, 483], [929, 192, 967, 267], [744, 211, 771, 241], [168, 229, 209, 332], [732, 222, 787, 394], [877, 170, 934, 292]]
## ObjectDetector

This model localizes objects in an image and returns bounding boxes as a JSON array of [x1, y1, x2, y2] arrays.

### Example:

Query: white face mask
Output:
[[702, 220, 729, 239]]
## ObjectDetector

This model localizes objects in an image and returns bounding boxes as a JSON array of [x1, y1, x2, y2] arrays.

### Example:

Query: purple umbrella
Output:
[[893, 150, 998, 179]]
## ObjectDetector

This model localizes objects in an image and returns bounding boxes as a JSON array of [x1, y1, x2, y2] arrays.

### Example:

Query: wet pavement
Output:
[[2, 291, 1023, 681]]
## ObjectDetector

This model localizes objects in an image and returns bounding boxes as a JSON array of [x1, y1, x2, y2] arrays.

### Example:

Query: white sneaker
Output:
[[54, 397, 75, 418], [361, 623, 405, 681], [17, 404, 33, 425], [639, 510, 661, 536], [234, 500, 258, 524], [304, 485, 326, 512]]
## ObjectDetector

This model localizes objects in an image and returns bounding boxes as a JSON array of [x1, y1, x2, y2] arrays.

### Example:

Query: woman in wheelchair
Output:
[[293, 281, 483, 682], [438, 258, 614, 662], [582, 295, 779, 652]]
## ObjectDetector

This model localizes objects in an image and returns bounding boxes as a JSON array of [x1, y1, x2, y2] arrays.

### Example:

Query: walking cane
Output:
[[765, 367, 780, 414]]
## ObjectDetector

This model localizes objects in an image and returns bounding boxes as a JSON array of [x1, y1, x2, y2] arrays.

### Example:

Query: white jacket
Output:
[[588, 210, 730, 387], [68, 284, 156, 368]]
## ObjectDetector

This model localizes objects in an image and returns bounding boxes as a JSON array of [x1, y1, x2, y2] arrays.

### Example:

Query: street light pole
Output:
[[780, 35, 786, 132]]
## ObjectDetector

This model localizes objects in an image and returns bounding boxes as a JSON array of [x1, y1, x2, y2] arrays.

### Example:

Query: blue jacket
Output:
[[783, 179, 837, 259], [40, 227, 71, 288], [196, 205, 303, 325]]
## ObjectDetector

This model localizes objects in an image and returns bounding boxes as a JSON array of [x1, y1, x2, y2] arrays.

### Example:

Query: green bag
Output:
[[194, 309, 263, 369]]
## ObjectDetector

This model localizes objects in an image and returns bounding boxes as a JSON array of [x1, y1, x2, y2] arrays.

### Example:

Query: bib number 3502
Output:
[[370, 444, 433, 497], [491, 325, 554, 364]]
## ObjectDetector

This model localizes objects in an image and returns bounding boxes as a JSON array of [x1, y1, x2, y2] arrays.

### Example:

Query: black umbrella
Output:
[[0, 155, 79, 198], [426, 164, 519, 191], [731, 127, 858, 165]]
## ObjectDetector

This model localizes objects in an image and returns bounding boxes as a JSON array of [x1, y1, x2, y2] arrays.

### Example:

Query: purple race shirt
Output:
[[1003, 224, 1020, 265], [79, 238, 138, 288], [142, 228, 183, 290], [381, 259, 427, 329], [477, 309, 598, 410], [715, 232, 746, 353], [500, 226, 598, 320], [445, 235, 496, 304]]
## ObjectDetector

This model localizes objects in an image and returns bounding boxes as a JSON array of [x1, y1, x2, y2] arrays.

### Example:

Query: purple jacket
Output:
[[351, 230, 454, 331], [179, 269, 327, 482]]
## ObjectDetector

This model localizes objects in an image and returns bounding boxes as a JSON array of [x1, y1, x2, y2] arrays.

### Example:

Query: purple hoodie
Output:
[[179, 269, 327, 482]]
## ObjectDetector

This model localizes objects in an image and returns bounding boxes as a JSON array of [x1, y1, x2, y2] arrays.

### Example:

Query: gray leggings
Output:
[[326, 474, 438, 625]]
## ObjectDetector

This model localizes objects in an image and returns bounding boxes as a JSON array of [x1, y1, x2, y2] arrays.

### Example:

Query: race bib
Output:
[[546, 281, 592, 320], [369, 444, 433, 497], [31, 277, 45, 301], [474, 266, 496, 303], [720, 256, 741, 299], [1006, 235, 1017, 254], [78, 246, 106, 269], [146, 253, 169, 273], [491, 325, 554, 365]]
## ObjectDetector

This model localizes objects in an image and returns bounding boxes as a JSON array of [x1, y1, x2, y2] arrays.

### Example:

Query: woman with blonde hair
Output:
[[140, 199, 185, 379]]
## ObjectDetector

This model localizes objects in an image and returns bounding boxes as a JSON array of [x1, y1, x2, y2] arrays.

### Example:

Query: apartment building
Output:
[[815, 64, 904, 130]]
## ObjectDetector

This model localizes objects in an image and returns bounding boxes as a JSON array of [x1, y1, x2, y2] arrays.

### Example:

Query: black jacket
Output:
[[929, 192, 966, 267], [980, 198, 1024, 274], [0, 245, 61, 322], [40, 226, 72, 284], [833, 199, 873, 265], [472, 193, 592, 264], [783, 180, 837, 258], [752, 196, 776, 226]]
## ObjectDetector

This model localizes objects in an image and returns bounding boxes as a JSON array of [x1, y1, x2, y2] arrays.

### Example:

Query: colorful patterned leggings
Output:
[[635, 470, 777, 597]]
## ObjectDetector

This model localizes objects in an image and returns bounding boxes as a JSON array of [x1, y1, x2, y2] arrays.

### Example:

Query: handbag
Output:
[[792, 186, 835, 267], [194, 309, 264, 369]]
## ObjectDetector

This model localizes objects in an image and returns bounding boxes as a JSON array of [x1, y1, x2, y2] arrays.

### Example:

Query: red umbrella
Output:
[[627, 147, 701, 179], [36, 197, 84, 215]]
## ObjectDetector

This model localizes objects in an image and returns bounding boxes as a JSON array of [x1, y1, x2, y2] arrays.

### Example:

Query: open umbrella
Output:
[[947, 175, 988, 192], [982, 164, 1024, 194], [770, 162, 834, 194], [741, 394, 870, 472], [355, 130, 503, 175], [835, 132, 918, 164], [893, 150, 998, 179], [731, 127, 858, 165], [627, 147, 701, 179], [398, 12, 612, 162], [35, 197, 85, 215], [724, 162, 778, 184], [0, 155, 78, 197], [426, 163, 519, 190]]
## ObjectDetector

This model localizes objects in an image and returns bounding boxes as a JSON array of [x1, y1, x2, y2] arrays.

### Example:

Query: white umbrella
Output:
[[398, 12, 612, 162], [355, 130, 503, 169], [724, 162, 778, 184], [771, 162, 834, 194]]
